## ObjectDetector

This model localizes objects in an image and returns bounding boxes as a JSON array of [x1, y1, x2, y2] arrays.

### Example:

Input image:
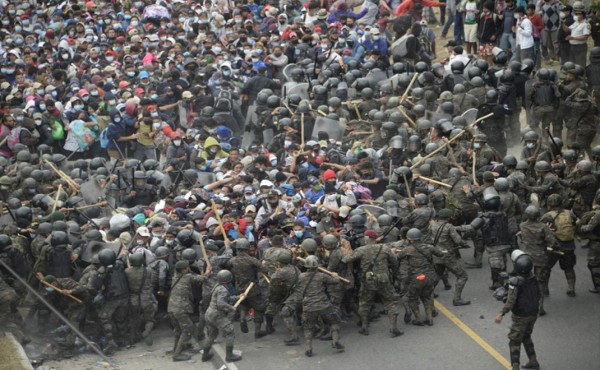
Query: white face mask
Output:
[[173, 140, 182, 146], [526, 143, 535, 149], [473, 143, 481, 149]]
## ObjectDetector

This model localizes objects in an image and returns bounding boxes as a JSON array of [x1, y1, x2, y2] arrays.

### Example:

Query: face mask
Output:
[[526, 143, 534, 149], [339, 38, 346, 43], [82, 96, 89, 102], [39, 104, 46, 111], [125, 15, 132, 20], [15, 26, 22, 32], [35, 119, 42, 125], [51, 91, 57, 97], [37, 89, 45, 95], [294, 230, 303, 238], [114, 117, 121, 123], [127, 71, 135, 77], [473, 143, 481, 149], [106, 78, 113, 83], [136, 240, 144, 246], [245, 195, 256, 202], [153, 122, 161, 129], [108, 100, 116, 105], [2, 20, 9, 26], [246, 225, 253, 231], [284, 140, 291, 148], [173, 140, 181, 146], [151, 94, 158, 100], [45, 287, 54, 293], [209, 147, 218, 153], [75, 105, 84, 111], [179, 17, 186, 23], [91, 91, 98, 96], [62, 53, 69, 59], [153, 232, 163, 238], [374, 36, 380, 41], [514, 14, 520, 19], [16, 116, 24, 122], [223, 70, 231, 77], [166, 239, 174, 245], [132, 21, 139, 27], [271, 159, 278, 166]]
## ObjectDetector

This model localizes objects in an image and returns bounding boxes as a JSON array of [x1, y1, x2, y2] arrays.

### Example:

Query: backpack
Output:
[[548, 210, 575, 242], [7, 127, 24, 151], [354, 184, 373, 201], [214, 89, 233, 112], [391, 34, 413, 59], [99, 124, 112, 149]]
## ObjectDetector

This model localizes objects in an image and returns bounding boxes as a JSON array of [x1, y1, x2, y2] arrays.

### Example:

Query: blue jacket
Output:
[[363, 37, 388, 56]]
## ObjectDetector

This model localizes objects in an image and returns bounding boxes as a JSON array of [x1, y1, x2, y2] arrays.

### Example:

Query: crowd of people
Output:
[[0, 1, 599, 370]]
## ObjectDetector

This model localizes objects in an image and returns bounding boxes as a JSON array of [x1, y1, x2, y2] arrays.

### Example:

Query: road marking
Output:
[[214, 343, 239, 370], [434, 300, 511, 370]]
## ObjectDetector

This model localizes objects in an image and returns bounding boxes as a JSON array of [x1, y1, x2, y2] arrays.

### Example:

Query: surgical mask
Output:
[[246, 225, 253, 231], [136, 239, 145, 246], [39, 104, 46, 111], [51, 91, 57, 97], [106, 78, 113, 83], [151, 95, 158, 100], [526, 143, 534, 149], [217, 209, 224, 216], [427, 185, 435, 192], [514, 14, 520, 19], [8, 9, 15, 15], [16, 116, 24, 122], [223, 70, 231, 77], [45, 287, 54, 293], [37, 89, 45, 95], [62, 53, 69, 59], [153, 232, 163, 238], [473, 143, 481, 149], [271, 159, 277, 166], [179, 17, 186, 23], [108, 100, 116, 105], [209, 147, 218, 153], [245, 195, 256, 202], [374, 36, 380, 41], [131, 21, 139, 27], [114, 117, 121, 123], [294, 230, 303, 238], [1, 68, 14, 74], [173, 140, 181, 146], [153, 122, 161, 129], [166, 239, 175, 245], [125, 15, 132, 20], [284, 140, 291, 148], [82, 96, 89, 102], [74, 104, 83, 111], [35, 119, 42, 125], [339, 38, 346, 43], [91, 91, 98, 96], [15, 26, 22, 32], [127, 71, 135, 77]]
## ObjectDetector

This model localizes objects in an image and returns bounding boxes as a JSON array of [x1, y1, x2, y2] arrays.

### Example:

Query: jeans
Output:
[[440, 4, 446, 24], [454, 11, 465, 44], [499, 33, 516, 60], [442, 12, 454, 37]]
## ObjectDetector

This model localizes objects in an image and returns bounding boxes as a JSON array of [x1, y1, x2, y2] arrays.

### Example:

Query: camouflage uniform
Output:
[[287, 270, 341, 354], [167, 271, 206, 356], [270, 262, 301, 342], [125, 265, 157, 343], [518, 220, 555, 313], [499, 190, 522, 247], [49, 277, 89, 347], [578, 209, 600, 292], [429, 220, 470, 302], [396, 242, 444, 324], [204, 282, 238, 348], [342, 242, 400, 334], [540, 208, 577, 295], [0, 275, 25, 342], [401, 206, 436, 234], [499, 274, 540, 370]]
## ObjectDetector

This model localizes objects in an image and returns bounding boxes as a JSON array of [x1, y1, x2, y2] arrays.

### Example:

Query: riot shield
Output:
[[366, 70, 388, 89], [461, 108, 479, 126], [282, 64, 299, 82], [311, 117, 346, 141], [357, 205, 387, 218], [80, 178, 105, 205], [80, 240, 107, 263], [287, 83, 310, 100], [263, 128, 274, 145]]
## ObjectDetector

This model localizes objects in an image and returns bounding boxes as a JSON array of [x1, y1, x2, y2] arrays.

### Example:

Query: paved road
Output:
[[41, 246, 599, 370]]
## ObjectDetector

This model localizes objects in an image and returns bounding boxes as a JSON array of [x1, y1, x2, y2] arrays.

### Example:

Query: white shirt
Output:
[[516, 17, 534, 49], [569, 19, 591, 45]]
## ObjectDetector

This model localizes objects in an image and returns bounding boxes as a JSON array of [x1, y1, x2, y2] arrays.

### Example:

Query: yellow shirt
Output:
[[137, 121, 155, 146]]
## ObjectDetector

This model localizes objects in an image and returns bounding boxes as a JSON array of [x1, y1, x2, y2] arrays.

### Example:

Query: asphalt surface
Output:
[[38, 246, 599, 370]]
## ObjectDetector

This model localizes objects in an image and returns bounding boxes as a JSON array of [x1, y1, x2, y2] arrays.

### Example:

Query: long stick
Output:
[[295, 257, 351, 284], [0, 259, 110, 362], [403, 173, 412, 200], [210, 199, 229, 242], [198, 236, 211, 270], [472, 150, 479, 186], [233, 282, 254, 308], [39, 279, 83, 304], [63, 201, 108, 212], [51, 184, 63, 214], [418, 175, 452, 188], [397, 106, 416, 128], [410, 112, 494, 170], [260, 272, 271, 285], [300, 113, 305, 148], [353, 103, 362, 120], [400, 73, 419, 104]]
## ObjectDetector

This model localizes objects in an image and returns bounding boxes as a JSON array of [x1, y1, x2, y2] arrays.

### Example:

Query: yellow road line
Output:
[[434, 300, 511, 370]]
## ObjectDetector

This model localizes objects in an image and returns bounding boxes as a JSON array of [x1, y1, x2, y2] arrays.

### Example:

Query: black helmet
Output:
[[451, 60, 465, 74], [467, 66, 482, 79], [322, 234, 339, 249], [521, 58, 535, 74], [547, 193, 562, 207], [38, 222, 53, 235], [23, 177, 37, 189], [415, 193, 428, 205], [201, 106, 215, 117], [500, 71, 514, 83], [0, 234, 12, 250], [475, 59, 489, 72], [524, 205, 540, 221], [537, 68, 550, 81], [502, 155, 517, 168], [356, 78, 370, 90], [482, 187, 500, 211], [98, 248, 117, 266], [493, 50, 508, 65], [441, 101, 454, 114], [453, 83, 466, 94], [563, 149, 577, 162], [406, 228, 422, 241], [392, 62, 406, 74], [511, 250, 533, 275], [509, 61, 522, 73], [470, 217, 485, 230], [591, 46, 600, 62], [51, 231, 69, 247], [277, 249, 293, 264], [377, 214, 393, 227], [155, 246, 170, 259], [415, 61, 429, 73], [129, 253, 144, 267], [236, 239, 251, 250], [570, 64, 585, 77], [182, 248, 198, 262], [177, 229, 195, 248], [217, 269, 233, 283], [523, 130, 538, 142], [328, 96, 341, 108], [361, 87, 374, 99], [143, 159, 159, 170], [267, 95, 281, 108], [534, 161, 551, 173], [591, 145, 600, 159], [493, 177, 509, 192], [485, 89, 498, 103], [85, 229, 102, 241]]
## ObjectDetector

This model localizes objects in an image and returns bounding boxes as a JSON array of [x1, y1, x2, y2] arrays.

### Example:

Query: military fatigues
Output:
[[564, 93, 597, 158], [481, 210, 512, 288], [204, 283, 237, 348], [97, 261, 129, 349], [559, 79, 588, 144], [541, 209, 577, 295], [578, 210, 600, 292], [270, 263, 301, 342], [429, 220, 470, 301], [50, 278, 89, 347], [518, 220, 555, 313], [125, 266, 157, 343], [342, 243, 400, 334], [528, 80, 560, 137], [499, 275, 540, 370], [527, 172, 563, 212], [396, 242, 444, 324], [499, 190, 522, 248], [168, 271, 206, 356], [287, 270, 341, 353], [225, 253, 268, 333], [0, 275, 25, 342], [401, 206, 436, 234]]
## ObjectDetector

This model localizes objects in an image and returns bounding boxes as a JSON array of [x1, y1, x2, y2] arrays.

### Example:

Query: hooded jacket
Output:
[[201, 136, 229, 161]]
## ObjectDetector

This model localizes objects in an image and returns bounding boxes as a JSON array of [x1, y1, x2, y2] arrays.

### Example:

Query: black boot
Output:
[[265, 315, 275, 334], [201, 347, 213, 362], [225, 345, 242, 362]]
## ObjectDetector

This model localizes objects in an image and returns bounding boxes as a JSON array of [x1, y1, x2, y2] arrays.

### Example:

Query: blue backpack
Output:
[[99, 124, 112, 149]]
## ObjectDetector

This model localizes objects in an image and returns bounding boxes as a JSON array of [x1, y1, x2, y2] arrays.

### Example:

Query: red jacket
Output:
[[394, 0, 444, 17], [529, 14, 544, 39]]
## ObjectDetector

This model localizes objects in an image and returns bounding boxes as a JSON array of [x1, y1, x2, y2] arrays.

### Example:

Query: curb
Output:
[[210, 343, 239, 370]]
